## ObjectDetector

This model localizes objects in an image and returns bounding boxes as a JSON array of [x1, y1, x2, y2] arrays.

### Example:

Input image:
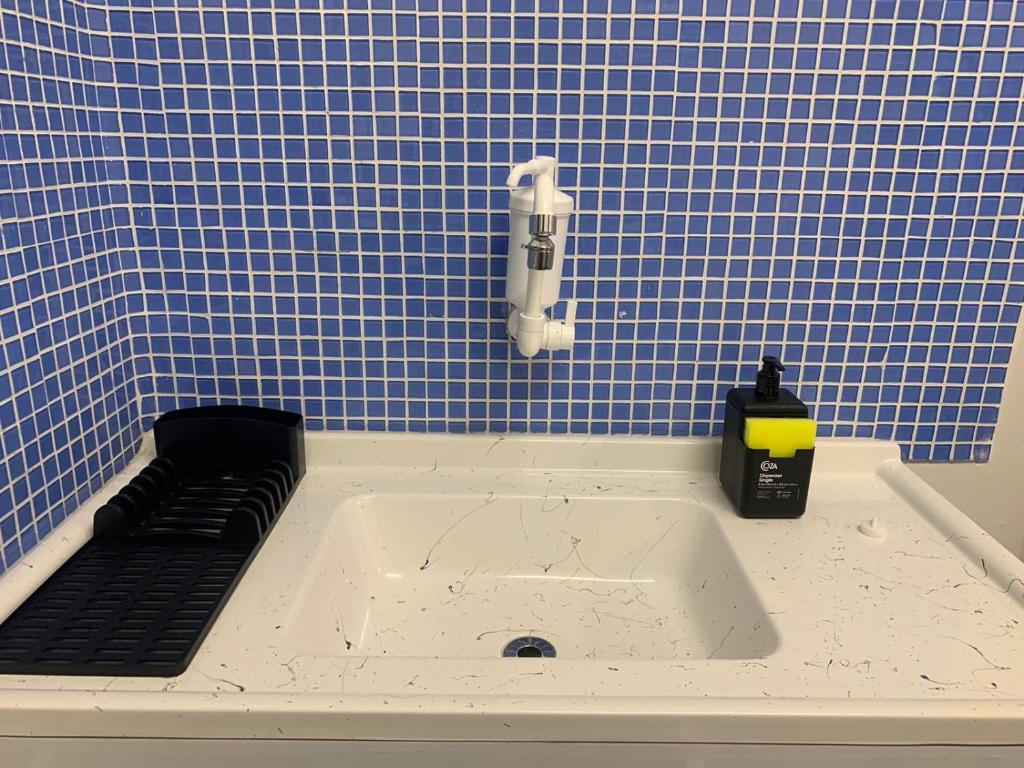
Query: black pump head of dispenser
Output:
[[755, 356, 786, 399]]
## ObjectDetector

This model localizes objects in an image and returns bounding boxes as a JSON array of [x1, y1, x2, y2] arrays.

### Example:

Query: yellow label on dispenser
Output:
[[744, 418, 816, 458]]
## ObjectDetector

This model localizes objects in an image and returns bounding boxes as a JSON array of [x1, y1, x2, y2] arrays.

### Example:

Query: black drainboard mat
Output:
[[0, 405, 305, 677]]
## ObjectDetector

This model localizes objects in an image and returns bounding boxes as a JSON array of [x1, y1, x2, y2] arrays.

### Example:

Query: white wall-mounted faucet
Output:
[[504, 155, 577, 358]]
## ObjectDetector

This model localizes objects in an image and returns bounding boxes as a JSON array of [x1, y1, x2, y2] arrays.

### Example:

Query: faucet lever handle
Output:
[[564, 299, 578, 328]]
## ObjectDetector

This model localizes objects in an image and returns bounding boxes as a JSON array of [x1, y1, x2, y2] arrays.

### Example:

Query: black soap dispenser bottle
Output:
[[719, 356, 816, 518]]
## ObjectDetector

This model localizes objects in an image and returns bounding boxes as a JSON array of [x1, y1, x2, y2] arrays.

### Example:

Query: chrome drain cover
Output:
[[502, 636, 556, 658]]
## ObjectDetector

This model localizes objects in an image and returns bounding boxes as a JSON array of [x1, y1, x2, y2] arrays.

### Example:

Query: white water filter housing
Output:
[[505, 171, 574, 310]]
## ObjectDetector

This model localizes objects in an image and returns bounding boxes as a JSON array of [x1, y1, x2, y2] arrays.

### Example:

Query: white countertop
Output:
[[1, 432, 1023, 745]]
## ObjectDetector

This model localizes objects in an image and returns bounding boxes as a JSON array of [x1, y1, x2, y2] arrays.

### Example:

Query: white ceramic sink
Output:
[[4, 432, 1024, 755], [287, 493, 778, 660]]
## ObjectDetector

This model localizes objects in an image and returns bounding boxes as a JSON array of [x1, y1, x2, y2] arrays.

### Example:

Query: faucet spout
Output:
[[526, 215, 556, 272]]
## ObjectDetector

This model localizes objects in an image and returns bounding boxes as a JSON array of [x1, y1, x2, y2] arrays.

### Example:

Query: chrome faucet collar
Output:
[[529, 212, 556, 237]]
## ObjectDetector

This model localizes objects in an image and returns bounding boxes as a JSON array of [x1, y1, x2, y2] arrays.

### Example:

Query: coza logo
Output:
[[760, 460, 778, 471]]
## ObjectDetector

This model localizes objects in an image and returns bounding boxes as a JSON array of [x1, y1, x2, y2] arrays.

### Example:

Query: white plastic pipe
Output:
[[515, 269, 547, 358], [506, 156, 556, 218]]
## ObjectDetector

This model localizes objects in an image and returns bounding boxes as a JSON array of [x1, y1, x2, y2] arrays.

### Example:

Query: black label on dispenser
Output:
[[754, 458, 803, 501], [734, 449, 814, 518]]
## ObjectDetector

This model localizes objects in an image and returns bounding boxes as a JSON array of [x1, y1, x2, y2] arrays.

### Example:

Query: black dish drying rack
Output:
[[0, 406, 305, 677]]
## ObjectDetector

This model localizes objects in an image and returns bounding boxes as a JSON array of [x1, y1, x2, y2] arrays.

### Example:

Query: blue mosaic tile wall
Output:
[[0, 0, 140, 574], [1, 0, 1024, 573], [115, 0, 1024, 463]]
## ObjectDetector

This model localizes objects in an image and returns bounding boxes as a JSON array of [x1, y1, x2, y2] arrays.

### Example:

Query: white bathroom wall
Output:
[[912, 315, 1024, 558]]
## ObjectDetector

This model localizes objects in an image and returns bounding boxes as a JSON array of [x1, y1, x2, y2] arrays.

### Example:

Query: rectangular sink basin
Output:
[[287, 493, 778, 660]]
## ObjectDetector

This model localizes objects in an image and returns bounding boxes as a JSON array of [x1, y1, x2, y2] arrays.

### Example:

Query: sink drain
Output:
[[502, 636, 556, 658]]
